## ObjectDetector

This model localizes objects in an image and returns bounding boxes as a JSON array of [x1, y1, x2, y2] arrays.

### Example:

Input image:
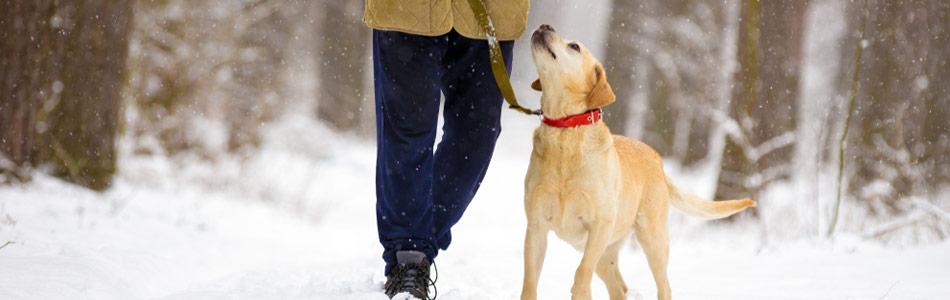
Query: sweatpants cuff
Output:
[[382, 239, 438, 275]]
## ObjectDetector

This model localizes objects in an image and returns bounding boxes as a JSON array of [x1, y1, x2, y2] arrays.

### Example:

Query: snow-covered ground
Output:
[[2, 113, 949, 300]]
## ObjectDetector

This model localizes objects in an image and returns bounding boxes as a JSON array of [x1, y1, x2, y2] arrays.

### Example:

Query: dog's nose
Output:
[[539, 24, 555, 32]]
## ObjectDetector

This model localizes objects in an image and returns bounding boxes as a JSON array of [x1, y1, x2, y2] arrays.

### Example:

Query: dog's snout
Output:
[[531, 24, 558, 60]]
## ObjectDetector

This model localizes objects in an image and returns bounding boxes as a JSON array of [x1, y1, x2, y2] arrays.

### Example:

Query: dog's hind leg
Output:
[[635, 197, 671, 300], [595, 240, 628, 300]]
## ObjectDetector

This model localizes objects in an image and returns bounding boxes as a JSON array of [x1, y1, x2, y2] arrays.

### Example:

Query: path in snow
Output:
[[1, 114, 948, 300]]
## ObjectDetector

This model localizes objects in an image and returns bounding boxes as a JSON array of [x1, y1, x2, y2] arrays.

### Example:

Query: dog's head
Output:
[[530, 24, 615, 118]]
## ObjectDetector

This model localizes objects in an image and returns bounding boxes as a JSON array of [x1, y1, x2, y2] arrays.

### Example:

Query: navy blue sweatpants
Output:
[[373, 29, 514, 275]]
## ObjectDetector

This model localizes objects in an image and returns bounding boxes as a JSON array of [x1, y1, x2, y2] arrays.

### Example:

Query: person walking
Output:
[[362, 0, 529, 298]]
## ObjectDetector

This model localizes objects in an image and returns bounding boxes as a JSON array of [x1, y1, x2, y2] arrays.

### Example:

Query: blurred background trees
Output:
[[0, 0, 947, 242], [842, 0, 950, 239], [604, 0, 734, 168], [599, 0, 947, 240], [316, 0, 371, 134], [1, 0, 132, 190], [714, 0, 806, 215], [125, 0, 299, 156]]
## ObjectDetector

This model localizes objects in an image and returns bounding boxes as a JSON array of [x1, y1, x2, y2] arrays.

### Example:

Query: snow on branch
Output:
[[861, 197, 949, 239], [909, 197, 950, 224], [753, 131, 797, 161], [862, 211, 927, 239], [748, 164, 793, 189], [708, 109, 796, 163]]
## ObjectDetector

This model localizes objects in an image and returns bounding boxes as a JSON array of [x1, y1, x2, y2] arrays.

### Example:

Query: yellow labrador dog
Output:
[[521, 24, 757, 300]]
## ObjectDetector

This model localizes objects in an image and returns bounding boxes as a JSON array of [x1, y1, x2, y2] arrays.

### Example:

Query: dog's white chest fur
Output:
[[524, 124, 621, 249]]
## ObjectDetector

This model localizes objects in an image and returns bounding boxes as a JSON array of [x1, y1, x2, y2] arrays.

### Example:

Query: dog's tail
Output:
[[665, 174, 756, 220]]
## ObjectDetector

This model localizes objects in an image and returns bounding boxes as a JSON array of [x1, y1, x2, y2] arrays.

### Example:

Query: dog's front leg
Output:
[[572, 222, 611, 300], [521, 222, 548, 300]]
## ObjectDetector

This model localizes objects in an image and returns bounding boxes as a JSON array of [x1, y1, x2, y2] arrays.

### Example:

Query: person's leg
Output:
[[373, 29, 447, 275], [431, 30, 515, 250]]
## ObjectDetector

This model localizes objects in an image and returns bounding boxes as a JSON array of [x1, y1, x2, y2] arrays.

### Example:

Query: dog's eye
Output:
[[568, 43, 580, 51]]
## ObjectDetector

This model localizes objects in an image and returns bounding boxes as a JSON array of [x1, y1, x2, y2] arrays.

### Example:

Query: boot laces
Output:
[[385, 261, 438, 300]]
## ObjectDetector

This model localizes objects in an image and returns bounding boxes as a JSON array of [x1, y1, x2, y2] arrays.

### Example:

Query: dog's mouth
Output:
[[532, 25, 557, 60]]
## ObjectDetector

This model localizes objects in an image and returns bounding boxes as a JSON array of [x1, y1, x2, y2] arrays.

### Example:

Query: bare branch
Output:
[[909, 197, 950, 224], [862, 211, 927, 239], [752, 131, 796, 161]]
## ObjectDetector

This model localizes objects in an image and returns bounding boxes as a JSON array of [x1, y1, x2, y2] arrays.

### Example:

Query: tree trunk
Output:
[[0, 1, 47, 181], [316, 0, 370, 133], [602, 0, 638, 136], [714, 0, 806, 215], [0, 0, 132, 190]]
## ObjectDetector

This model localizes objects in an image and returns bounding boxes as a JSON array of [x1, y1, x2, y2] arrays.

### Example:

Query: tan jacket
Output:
[[363, 0, 529, 41]]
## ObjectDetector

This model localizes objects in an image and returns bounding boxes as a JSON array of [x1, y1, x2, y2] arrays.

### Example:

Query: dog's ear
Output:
[[531, 78, 542, 91], [587, 64, 615, 109]]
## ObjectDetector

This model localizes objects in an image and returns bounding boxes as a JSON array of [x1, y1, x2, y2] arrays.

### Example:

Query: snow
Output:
[[2, 112, 950, 300]]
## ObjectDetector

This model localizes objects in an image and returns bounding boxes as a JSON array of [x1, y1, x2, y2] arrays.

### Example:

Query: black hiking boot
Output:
[[384, 250, 435, 299]]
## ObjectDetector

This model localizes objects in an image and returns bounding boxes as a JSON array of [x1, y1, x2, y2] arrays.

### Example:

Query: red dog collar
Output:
[[542, 108, 602, 128]]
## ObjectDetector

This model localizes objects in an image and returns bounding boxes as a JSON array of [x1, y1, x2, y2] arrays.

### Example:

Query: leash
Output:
[[467, 0, 541, 116]]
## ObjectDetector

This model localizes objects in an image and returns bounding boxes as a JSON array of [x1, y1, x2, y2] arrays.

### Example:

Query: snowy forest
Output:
[[1, 0, 949, 299]]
